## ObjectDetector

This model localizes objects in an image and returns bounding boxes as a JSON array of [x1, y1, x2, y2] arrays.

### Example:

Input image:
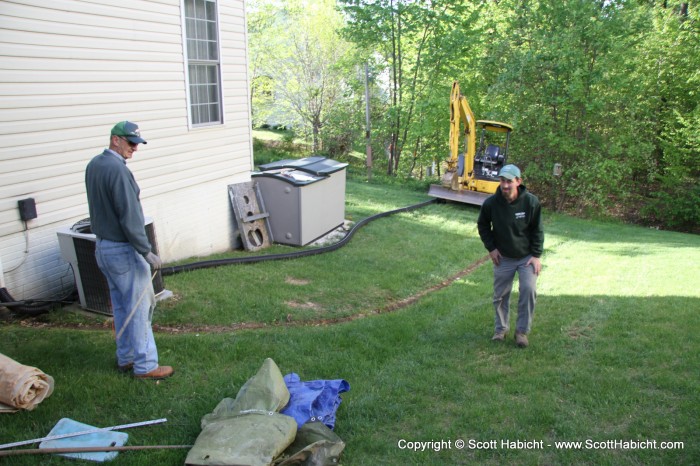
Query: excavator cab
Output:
[[474, 120, 512, 180]]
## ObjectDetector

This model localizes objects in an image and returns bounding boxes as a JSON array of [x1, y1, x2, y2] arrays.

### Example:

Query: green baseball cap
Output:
[[498, 164, 521, 180], [111, 121, 147, 144]]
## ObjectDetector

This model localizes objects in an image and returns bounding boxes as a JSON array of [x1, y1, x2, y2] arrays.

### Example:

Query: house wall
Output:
[[0, 0, 253, 300]]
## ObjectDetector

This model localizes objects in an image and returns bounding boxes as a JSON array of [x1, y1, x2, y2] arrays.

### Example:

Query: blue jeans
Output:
[[493, 255, 538, 335], [95, 239, 158, 374]]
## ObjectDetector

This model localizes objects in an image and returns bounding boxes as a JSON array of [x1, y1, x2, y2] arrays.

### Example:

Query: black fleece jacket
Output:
[[477, 184, 544, 259]]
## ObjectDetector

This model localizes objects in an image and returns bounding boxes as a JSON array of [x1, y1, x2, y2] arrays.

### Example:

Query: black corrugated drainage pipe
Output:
[[0, 287, 56, 316], [0, 200, 438, 315], [161, 198, 437, 276]]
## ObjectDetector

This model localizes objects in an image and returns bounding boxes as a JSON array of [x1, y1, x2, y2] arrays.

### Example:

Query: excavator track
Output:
[[428, 184, 490, 206]]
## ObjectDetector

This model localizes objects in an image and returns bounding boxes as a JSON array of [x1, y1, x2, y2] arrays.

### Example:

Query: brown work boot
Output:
[[515, 332, 529, 348], [492, 331, 507, 342], [135, 365, 174, 380]]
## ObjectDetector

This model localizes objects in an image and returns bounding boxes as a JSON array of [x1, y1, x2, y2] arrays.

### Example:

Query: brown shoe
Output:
[[492, 331, 507, 341], [515, 332, 529, 348], [135, 365, 174, 380]]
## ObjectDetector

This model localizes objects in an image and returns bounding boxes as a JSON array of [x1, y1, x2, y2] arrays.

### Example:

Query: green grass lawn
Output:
[[1, 177, 699, 465]]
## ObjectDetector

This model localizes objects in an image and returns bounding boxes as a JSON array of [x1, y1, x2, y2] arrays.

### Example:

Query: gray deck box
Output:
[[253, 156, 348, 246]]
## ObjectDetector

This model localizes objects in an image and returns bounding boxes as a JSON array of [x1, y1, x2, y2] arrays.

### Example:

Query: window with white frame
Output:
[[184, 0, 222, 125]]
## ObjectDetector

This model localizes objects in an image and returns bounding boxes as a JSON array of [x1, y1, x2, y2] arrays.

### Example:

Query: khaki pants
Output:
[[493, 255, 538, 334]]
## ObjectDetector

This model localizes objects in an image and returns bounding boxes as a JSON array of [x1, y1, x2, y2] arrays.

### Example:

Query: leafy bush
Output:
[[643, 175, 700, 233], [280, 129, 296, 145]]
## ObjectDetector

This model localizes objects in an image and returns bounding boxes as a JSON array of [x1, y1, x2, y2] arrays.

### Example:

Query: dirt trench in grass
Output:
[[151, 255, 490, 334], [15, 256, 490, 334]]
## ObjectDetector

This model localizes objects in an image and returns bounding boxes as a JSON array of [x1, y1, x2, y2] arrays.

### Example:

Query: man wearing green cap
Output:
[[477, 164, 544, 348], [85, 121, 173, 379]]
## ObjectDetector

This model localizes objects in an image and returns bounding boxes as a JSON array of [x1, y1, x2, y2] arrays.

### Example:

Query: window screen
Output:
[[184, 0, 222, 125]]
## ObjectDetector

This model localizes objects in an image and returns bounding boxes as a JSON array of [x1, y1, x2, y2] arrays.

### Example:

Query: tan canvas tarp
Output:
[[276, 421, 345, 466], [185, 358, 296, 466], [0, 353, 54, 413], [185, 358, 346, 466]]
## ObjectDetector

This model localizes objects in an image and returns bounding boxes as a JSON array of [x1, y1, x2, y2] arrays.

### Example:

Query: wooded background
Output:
[[248, 0, 699, 232]]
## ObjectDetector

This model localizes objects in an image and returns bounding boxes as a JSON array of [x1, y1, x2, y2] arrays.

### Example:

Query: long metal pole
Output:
[[0, 418, 167, 450], [0, 444, 192, 457]]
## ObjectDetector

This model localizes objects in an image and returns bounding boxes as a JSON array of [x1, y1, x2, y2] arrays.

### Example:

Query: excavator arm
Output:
[[444, 81, 476, 190]]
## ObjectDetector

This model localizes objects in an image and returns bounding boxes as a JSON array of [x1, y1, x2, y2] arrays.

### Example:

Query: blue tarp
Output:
[[280, 373, 350, 430]]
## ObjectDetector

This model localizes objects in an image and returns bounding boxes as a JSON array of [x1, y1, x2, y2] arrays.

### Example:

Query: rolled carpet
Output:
[[0, 353, 54, 412]]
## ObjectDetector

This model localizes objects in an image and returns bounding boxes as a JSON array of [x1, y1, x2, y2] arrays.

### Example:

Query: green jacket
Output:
[[477, 185, 544, 259]]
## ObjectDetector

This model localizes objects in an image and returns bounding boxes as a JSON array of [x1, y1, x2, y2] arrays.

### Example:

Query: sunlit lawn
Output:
[[1, 175, 698, 465]]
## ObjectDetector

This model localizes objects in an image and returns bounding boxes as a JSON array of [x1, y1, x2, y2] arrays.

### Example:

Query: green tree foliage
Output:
[[249, 0, 699, 232], [482, 0, 700, 228], [340, 0, 479, 175], [248, 0, 355, 152], [478, 1, 642, 213], [248, 0, 283, 128], [636, 2, 700, 229]]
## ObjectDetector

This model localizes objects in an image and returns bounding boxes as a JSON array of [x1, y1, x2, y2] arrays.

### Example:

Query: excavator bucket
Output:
[[428, 184, 490, 206]]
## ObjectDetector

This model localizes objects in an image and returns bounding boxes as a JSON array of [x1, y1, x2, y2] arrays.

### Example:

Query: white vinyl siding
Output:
[[0, 0, 253, 300]]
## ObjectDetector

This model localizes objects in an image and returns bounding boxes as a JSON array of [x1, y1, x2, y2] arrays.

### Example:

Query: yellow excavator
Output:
[[428, 81, 513, 206]]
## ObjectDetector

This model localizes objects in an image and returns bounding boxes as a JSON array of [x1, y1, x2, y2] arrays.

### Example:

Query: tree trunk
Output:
[[312, 115, 321, 152]]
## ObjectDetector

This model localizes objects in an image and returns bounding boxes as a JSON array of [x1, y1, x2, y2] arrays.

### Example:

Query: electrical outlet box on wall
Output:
[[18, 198, 38, 221]]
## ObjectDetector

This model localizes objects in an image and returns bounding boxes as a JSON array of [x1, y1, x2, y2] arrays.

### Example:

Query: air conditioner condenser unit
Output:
[[57, 217, 169, 315]]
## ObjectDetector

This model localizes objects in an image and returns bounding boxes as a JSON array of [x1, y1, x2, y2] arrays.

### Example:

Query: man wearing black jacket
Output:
[[477, 164, 544, 348]]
